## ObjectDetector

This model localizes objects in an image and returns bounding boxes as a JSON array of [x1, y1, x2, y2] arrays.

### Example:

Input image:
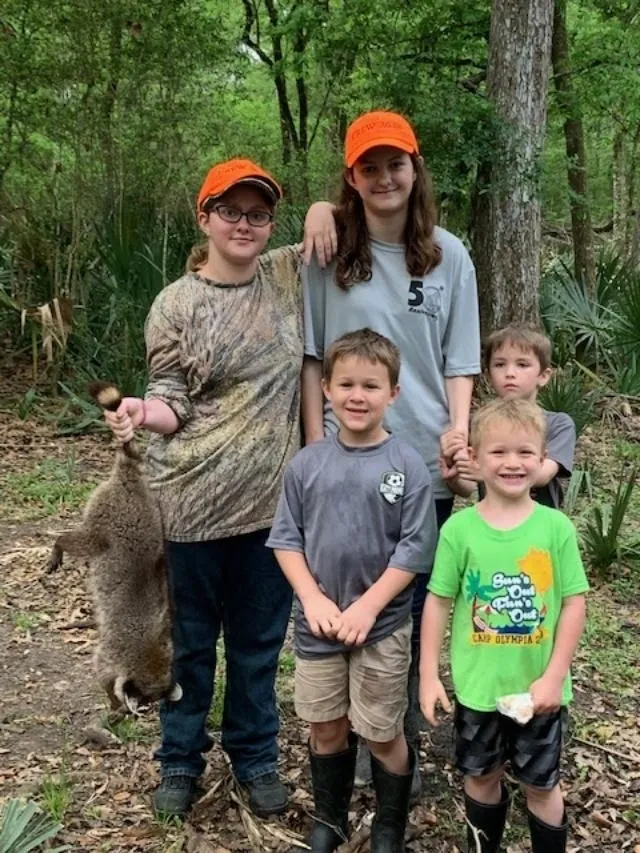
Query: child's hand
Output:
[[440, 429, 468, 464], [302, 592, 342, 639], [453, 455, 481, 483], [420, 676, 452, 727], [333, 599, 377, 646], [439, 454, 460, 483], [529, 674, 563, 714]]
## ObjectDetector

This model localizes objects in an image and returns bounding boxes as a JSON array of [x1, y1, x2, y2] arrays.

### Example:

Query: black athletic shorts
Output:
[[454, 702, 568, 790]]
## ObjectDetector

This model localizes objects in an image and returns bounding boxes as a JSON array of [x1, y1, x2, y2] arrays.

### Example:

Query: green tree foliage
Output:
[[2, 0, 640, 390]]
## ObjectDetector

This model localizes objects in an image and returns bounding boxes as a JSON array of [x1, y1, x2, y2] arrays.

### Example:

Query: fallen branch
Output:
[[58, 619, 96, 630], [336, 829, 369, 852], [230, 788, 263, 849], [456, 798, 485, 853], [335, 826, 422, 852], [193, 775, 225, 808], [574, 736, 640, 764]]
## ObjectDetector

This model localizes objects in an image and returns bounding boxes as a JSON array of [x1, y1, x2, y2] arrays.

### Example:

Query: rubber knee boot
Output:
[[464, 785, 509, 853], [403, 650, 423, 804], [527, 809, 567, 853], [292, 733, 357, 853], [370, 747, 415, 853]]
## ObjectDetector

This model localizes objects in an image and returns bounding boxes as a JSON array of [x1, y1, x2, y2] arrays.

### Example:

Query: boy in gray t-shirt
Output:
[[267, 329, 436, 852], [442, 325, 576, 507]]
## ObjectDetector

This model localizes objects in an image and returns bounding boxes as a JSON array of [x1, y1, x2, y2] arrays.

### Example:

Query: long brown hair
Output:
[[186, 241, 208, 273], [334, 154, 442, 289]]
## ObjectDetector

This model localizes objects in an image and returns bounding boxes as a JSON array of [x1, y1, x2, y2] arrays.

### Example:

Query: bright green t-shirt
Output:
[[428, 503, 589, 712]]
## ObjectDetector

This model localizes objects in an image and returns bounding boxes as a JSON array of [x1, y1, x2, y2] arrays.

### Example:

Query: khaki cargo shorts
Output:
[[294, 620, 411, 742]]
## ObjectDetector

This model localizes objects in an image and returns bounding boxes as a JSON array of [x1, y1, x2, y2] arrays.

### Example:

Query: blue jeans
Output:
[[411, 497, 454, 648], [155, 529, 293, 782]]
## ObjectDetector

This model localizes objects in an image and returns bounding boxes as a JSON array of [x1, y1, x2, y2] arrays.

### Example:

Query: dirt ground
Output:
[[1, 378, 639, 852]]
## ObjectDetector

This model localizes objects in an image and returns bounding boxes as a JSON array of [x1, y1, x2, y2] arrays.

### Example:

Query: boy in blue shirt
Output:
[[421, 398, 588, 853], [268, 328, 437, 852]]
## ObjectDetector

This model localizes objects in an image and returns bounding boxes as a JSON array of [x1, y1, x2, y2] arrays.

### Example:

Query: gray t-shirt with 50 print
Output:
[[267, 434, 437, 658], [303, 227, 481, 499]]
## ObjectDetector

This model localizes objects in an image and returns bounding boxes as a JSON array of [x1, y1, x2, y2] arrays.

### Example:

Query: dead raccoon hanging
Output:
[[46, 382, 182, 714]]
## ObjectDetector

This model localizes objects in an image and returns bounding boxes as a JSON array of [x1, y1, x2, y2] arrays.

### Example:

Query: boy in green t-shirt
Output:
[[421, 398, 588, 853]]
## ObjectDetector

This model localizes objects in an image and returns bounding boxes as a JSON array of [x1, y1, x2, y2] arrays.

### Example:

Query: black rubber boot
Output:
[[527, 809, 567, 853], [293, 733, 357, 853], [464, 785, 509, 853], [370, 746, 415, 853], [404, 648, 423, 804]]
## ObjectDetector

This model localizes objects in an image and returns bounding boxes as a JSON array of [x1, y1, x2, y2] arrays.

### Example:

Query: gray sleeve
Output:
[[442, 259, 481, 377], [387, 461, 438, 575], [266, 463, 305, 552], [302, 259, 327, 359], [546, 413, 576, 476]]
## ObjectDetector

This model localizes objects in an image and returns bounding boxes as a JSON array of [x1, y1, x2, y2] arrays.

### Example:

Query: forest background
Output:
[[1, 0, 640, 398], [1, 1, 640, 851]]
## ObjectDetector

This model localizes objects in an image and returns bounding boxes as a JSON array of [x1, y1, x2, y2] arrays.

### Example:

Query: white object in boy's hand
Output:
[[496, 692, 534, 725]]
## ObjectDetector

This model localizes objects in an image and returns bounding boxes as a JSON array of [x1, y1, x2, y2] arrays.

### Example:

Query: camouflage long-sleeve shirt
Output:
[[144, 245, 303, 542]]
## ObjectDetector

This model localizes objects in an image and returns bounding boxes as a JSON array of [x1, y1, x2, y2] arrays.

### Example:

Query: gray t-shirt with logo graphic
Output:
[[267, 434, 437, 658], [303, 227, 481, 499]]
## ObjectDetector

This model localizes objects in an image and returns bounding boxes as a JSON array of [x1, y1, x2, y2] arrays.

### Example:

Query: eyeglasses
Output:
[[211, 204, 273, 227]]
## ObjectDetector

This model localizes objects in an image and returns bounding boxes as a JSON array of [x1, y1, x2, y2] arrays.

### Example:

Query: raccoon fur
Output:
[[46, 382, 182, 714]]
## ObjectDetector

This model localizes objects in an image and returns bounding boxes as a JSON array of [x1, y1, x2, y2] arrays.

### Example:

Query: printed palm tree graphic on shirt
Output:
[[466, 548, 551, 639]]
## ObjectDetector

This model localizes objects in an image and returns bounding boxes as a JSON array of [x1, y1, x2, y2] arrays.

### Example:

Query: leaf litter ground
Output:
[[0, 392, 639, 852]]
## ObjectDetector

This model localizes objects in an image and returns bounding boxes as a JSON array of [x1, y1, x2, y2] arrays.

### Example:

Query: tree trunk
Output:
[[612, 124, 627, 254], [626, 122, 640, 267], [551, 0, 595, 295], [471, 0, 554, 332]]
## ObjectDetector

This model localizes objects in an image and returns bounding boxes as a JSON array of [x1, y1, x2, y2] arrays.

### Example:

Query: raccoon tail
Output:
[[88, 381, 142, 461]]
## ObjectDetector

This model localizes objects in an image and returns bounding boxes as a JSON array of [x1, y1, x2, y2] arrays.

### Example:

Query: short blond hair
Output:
[[323, 328, 401, 385], [484, 324, 552, 372], [470, 398, 546, 450]]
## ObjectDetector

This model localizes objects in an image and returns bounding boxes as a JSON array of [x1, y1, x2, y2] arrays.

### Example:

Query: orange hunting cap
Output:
[[344, 111, 420, 168], [197, 158, 282, 210]]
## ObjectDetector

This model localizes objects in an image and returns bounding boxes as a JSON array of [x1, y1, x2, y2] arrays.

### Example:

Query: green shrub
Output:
[[538, 366, 600, 438], [581, 468, 638, 580], [0, 799, 69, 852]]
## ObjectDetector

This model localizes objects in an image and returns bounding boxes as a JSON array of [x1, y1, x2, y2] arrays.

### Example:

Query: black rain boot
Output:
[[403, 650, 423, 804], [464, 784, 509, 853], [370, 746, 415, 853], [527, 809, 567, 853], [292, 732, 357, 853]]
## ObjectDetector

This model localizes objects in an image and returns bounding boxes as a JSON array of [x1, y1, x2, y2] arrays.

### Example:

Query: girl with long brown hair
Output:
[[302, 110, 481, 807]]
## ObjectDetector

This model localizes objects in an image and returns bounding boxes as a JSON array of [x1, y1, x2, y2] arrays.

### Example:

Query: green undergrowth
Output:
[[0, 455, 96, 522]]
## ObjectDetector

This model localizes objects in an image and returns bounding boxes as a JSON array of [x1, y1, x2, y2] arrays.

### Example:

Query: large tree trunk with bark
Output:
[[471, 0, 554, 332], [551, 0, 595, 295]]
